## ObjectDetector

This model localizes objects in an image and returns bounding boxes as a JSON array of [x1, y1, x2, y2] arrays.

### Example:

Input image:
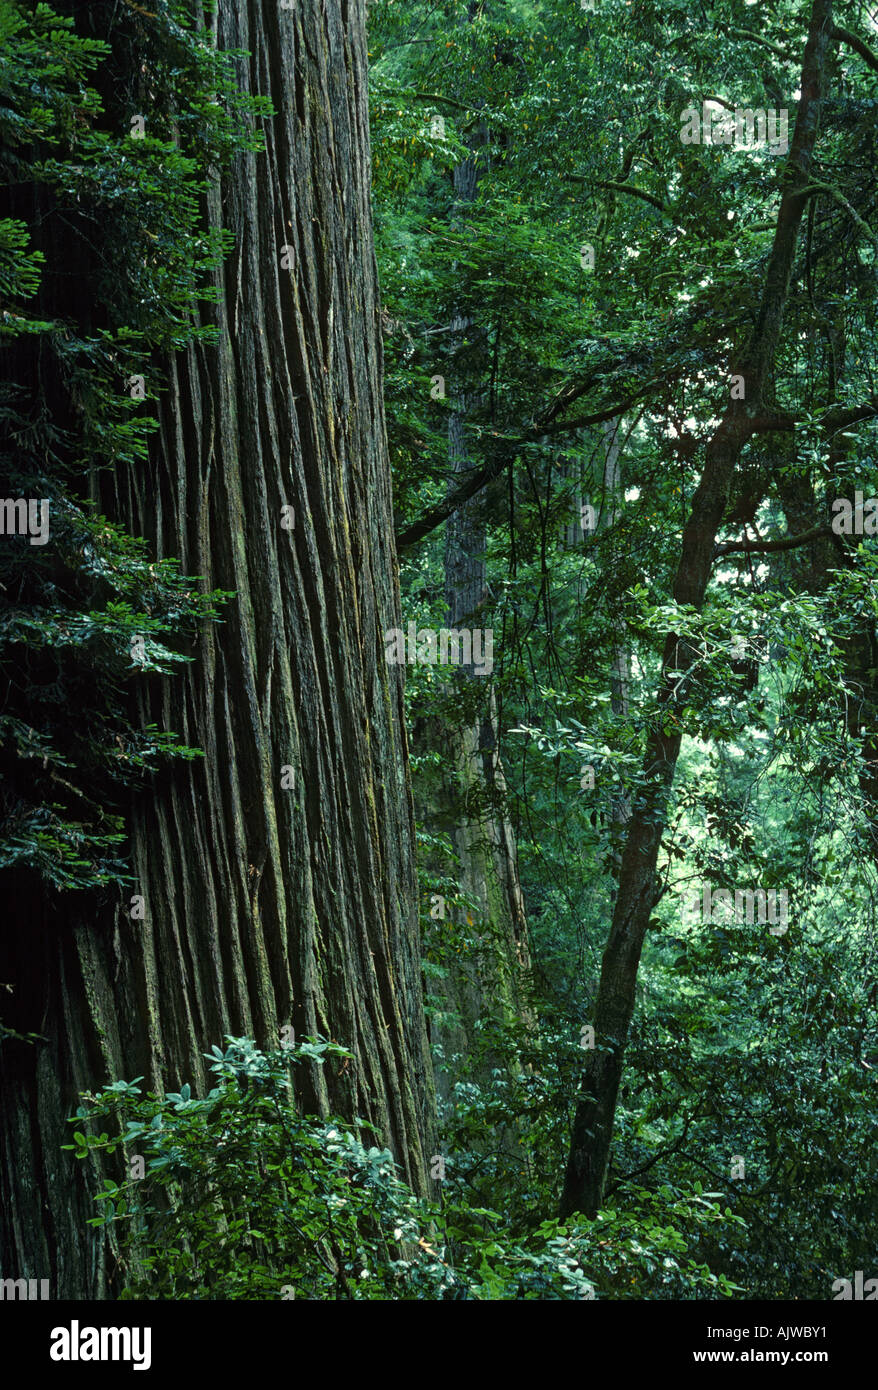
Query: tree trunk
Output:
[[0, 0, 434, 1298], [599, 418, 632, 875], [560, 0, 836, 1220], [433, 136, 532, 1077]]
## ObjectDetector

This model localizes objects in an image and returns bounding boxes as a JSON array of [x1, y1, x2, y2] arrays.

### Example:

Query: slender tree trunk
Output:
[[441, 138, 531, 1042], [599, 418, 632, 874], [560, 0, 836, 1220], [0, 0, 434, 1297], [414, 105, 531, 1099]]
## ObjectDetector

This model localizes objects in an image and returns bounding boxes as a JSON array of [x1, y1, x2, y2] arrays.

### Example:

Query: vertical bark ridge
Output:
[[1, 0, 435, 1296]]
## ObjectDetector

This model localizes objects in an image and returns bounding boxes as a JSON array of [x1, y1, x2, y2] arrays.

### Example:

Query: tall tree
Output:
[[560, 0, 837, 1219], [436, 111, 532, 1075], [0, 0, 433, 1297]]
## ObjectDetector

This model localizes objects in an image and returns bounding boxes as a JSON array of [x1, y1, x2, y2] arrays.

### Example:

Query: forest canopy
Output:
[[0, 0, 876, 1315]]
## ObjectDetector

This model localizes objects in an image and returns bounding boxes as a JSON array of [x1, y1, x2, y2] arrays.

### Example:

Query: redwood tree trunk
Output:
[[0, 0, 434, 1297]]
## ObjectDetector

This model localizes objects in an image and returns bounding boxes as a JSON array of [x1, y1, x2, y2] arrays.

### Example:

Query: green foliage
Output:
[[9, 0, 878, 1303], [65, 1037, 455, 1300], [371, 0, 878, 1302], [0, 1, 258, 893], [65, 1036, 741, 1299]]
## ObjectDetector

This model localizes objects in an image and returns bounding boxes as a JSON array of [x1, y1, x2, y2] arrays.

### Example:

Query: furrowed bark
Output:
[[0, 0, 435, 1296]]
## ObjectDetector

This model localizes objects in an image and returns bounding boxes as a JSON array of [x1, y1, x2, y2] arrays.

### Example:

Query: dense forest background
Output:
[[1, 0, 876, 1302]]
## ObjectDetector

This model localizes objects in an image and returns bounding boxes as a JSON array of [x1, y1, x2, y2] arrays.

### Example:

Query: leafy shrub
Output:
[[66, 1036, 743, 1300]]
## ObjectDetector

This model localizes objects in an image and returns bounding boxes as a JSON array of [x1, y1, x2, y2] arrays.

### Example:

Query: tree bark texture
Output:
[[0, 0, 435, 1297]]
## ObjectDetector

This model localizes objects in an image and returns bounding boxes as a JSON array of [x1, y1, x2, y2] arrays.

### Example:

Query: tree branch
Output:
[[606, 1095, 707, 1196], [803, 180, 877, 241], [564, 174, 670, 213], [595, 179, 669, 212], [532, 398, 643, 438], [714, 524, 831, 557], [729, 28, 798, 61], [395, 394, 823, 552], [832, 24, 878, 72], [396, 449, 513, 551], [375, 88, 475, 114], [821, 396, 878, 430], [730, 398, 878, 435]]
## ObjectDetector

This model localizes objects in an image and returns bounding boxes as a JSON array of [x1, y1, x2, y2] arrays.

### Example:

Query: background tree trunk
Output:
[[560, 0, 835, 1220], [425, 132, 532, 1092]]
